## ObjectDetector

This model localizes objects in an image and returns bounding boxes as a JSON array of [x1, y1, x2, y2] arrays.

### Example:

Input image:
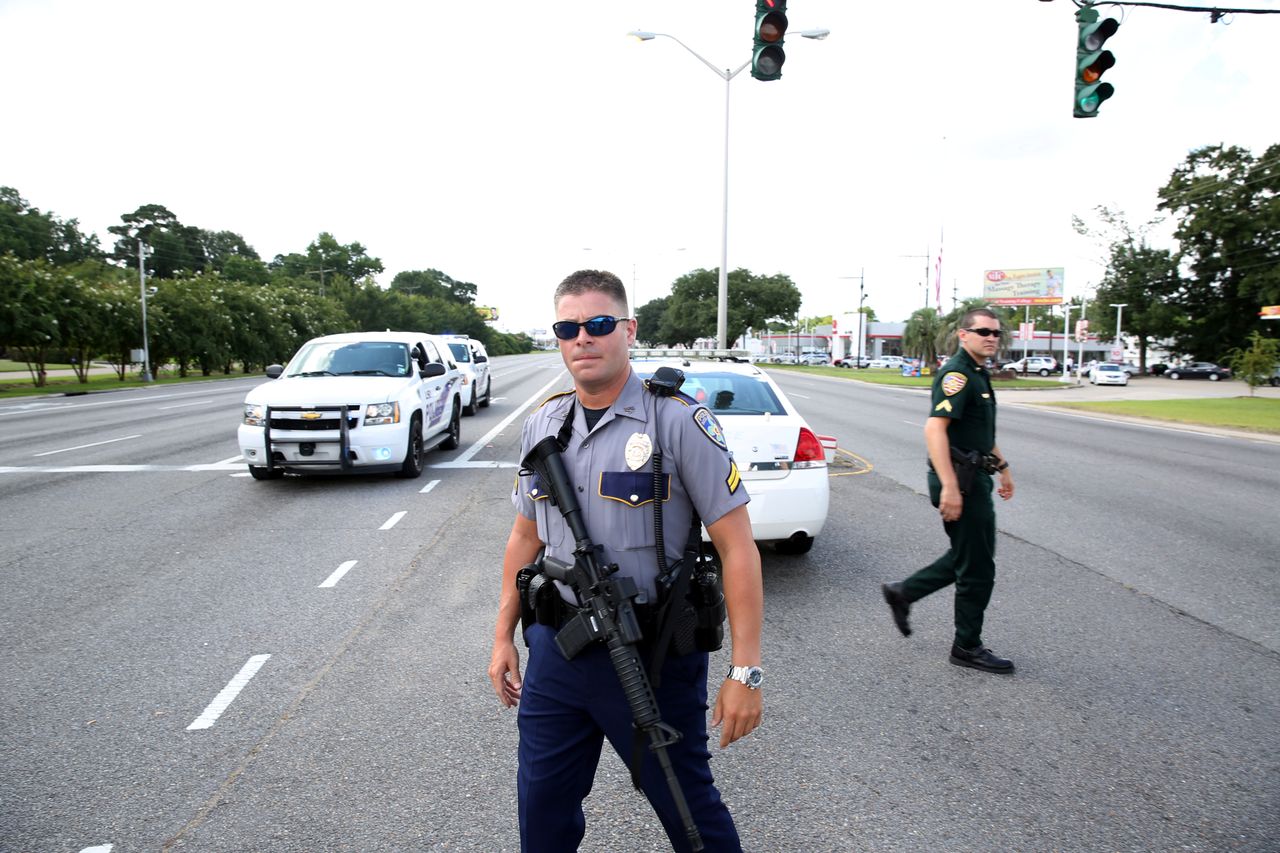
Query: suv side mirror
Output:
[[420, 362, 446, 378], [474, 353, 488, 363], [266, 364, 284, 379]]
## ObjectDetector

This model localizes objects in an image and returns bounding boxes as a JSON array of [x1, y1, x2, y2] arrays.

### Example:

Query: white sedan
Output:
[[1090, 362, 1129, 386], [631, 350, 834, 555]]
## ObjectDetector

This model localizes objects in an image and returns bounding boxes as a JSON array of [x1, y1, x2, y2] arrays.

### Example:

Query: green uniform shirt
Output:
[[930, 348, 996, 453]]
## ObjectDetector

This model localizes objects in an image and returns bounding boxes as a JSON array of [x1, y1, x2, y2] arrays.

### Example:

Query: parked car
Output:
[[630, 349, 835, 555], [798, 353, 830, 366], [868, 355, 906, 369], [238, 331, 463, 480], [1089, 362, 1129, 386], [1001, 356, 1058, 376], [1166, 362, 1232, 381], [1271, 365, 1280, 387], [442, 335, 492, 415], [1149, 363, 1169, 376], [835, 356, 869, 369]]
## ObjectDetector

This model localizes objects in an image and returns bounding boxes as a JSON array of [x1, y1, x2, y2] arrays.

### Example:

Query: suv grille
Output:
[[269, 406, 360, 431]]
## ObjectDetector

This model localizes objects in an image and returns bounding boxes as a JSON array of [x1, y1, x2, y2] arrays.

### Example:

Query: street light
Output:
[[137, 240, 153, 383], [628, 27, 829, 349], [1110, 302, 1128, 362]]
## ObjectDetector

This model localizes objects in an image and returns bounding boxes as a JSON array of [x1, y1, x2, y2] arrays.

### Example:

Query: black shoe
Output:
[[881, 582, 911, 637], [949, 643, 1015, 674]]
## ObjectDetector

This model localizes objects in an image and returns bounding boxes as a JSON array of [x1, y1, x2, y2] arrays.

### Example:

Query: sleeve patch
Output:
[[934, 399, 953, 413], [693, 407, 728, 450], [941, 372, 968, 396], [726, 460, 741, 494]]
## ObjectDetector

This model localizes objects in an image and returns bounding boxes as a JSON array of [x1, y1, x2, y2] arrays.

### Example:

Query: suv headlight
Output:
[[364, 402, 400, 425], [244, 404, 266, 426]]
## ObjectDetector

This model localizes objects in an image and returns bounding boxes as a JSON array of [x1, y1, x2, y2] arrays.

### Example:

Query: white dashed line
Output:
[[379, 511, 407, 530], [79, 846, 113, 853], [319, 560, 358, 588], [419, 479, 440, 494], [157, 399, 214, 410], [187, 654, 271, 731], [33, 434, 141, 457]]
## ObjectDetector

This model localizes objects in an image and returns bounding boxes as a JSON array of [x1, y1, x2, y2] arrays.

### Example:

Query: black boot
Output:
[[949, 643, 1015, 674], [881, 582, 911, 637]]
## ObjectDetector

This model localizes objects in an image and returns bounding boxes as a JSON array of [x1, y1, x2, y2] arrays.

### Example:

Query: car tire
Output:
[[396, 415, 425, 478], [773, 534, 814, 555], [440, 400, 461, 450], [1038, 368, 1050, 376], [248, 465, 284, 481], [1168, 371, 1181, 380], [1209, 373, 1220, 381], [463, 386, 478, 416], [480, 376, 492, 408]]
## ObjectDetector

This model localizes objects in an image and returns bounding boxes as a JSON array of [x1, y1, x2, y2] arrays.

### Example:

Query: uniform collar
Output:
[[956, 348, 985, 374], [564, 370, 647, 437]]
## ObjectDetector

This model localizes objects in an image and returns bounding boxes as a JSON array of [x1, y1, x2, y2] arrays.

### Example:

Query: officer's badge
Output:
[[624, 432, 653, 471], [941, 372, 967, 396], [694, 407, 728, 450]]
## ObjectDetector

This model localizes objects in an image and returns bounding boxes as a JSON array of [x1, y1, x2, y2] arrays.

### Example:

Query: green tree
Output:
[[270, 232, 384, 291], [635, 296, 669, 345], [389, 268, 477, 305], [1157, 144, 1280, 360], [0, 254, 61, 384], [659, 268, 801, 346], [902, 308, 943, 365], [108, 204, 208, 278], [1224, 331, 1280, 396], [0, 187, 103, 264]]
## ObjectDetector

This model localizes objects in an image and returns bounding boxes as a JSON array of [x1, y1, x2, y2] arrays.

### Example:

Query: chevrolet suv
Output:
[[442, 335, 492, 415], [238, 331, 463, 480]]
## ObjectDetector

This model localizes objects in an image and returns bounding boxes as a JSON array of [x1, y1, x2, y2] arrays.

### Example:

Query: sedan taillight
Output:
[[793, 427, 827, 467]]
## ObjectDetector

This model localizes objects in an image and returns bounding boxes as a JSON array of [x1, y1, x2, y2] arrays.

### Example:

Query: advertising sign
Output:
[[983, 268, 1065, 305], [1260, 305, 1280, 320]]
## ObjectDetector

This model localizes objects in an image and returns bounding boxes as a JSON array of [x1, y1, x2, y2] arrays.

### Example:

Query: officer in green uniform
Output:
[[881, 308, 1017, 674]]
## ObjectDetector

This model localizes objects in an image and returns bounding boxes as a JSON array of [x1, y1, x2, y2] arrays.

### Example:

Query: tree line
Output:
[[0, 192, 533, 386]]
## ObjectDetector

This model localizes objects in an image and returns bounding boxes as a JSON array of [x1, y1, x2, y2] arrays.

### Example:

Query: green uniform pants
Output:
[[901, 469, 996, 649]]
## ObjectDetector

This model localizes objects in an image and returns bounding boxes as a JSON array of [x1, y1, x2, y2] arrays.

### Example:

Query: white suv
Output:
[[238, 331, 463, 480], [1001, 356, 1058, 376], [442, 336, 492, 415]]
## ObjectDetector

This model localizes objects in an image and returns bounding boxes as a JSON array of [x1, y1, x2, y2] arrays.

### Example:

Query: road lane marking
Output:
[[419, 479, 440, 494], [319, 560, 358, 588], [433, 370, 566, 470], [187, 654, 271, 731], [33, 434, 141, 457], [157, 399, 214, 410], [80, 846, 112, 853], [379, 511, 407, 530]]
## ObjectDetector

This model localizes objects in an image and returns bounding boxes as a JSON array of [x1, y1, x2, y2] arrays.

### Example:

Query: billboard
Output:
[[982, 268, 1064, 306]]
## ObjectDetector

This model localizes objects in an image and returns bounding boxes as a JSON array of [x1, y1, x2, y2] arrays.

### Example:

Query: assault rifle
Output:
[[521, 434, 704, 852]]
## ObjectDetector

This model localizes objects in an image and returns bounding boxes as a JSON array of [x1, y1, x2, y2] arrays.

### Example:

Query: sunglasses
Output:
[[963, 327, 1004, 339], [552, 315, 630, 340]]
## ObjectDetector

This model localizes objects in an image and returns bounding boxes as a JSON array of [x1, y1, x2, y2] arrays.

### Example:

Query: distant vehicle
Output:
[[868, 355, 906, 369], [1271, 365, 1280, 387], [442, 335, 492, 415], [1001, 356, 1058, 376], [1166, 362, 1231, 381], [238, 331, 463, 480], [1089, 363, 1129, 386], [798, 353, 830, 366], [630, 349, 835, 555], [770, 353, 799, 364], [835, 355, 869, 369], [1150, 363, 1169, 376]]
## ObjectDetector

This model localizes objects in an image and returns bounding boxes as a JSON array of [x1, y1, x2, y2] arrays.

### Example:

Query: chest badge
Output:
[[624, 432, 653, 471]]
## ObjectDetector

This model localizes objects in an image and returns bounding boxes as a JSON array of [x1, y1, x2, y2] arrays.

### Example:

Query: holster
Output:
[[948, 447, 981, 495]]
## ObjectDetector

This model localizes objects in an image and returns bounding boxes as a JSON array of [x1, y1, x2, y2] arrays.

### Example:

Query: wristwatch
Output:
[[995, 460, 1009, 472], [726, 665, 764, 690]]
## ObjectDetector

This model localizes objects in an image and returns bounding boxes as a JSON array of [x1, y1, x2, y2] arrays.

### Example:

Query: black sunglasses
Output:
[[963, 327, 1004, 338], [552, 315, 630, 340]]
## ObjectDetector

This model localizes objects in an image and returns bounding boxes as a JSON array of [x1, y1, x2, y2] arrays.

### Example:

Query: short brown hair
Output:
[[960, 307, 999, 329], [554, 270, 628, 316]]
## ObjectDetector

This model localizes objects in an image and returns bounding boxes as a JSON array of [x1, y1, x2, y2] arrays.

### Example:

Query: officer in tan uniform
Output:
[[882, 307, 1017, 674], [488, 270, 764, 851]]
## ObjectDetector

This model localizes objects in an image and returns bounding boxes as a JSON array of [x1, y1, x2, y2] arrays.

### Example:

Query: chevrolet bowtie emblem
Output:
[[301, 412, 322, 420]]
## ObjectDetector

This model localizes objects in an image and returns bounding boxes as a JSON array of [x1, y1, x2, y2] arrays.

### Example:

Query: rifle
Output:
[[521, 434, 704, 852]]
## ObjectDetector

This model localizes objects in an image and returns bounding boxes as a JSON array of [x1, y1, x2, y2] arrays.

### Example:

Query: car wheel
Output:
[[440, 400, 461, 450], [1038, 368, 1050, 376], [773, 534, 814, 555], [1168, 371, 1180, 380], [480, 376, 492, 407], [463, 386, 478, 416], [1270, 376, 1279, 387], [248, 465, 284, 481], [396, 415, 425, 478], [1208, 373, 1221, 381]]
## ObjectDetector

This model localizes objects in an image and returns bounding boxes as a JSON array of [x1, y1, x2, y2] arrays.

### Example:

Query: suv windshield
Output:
[[447, 342, 472, 363], [288, 341, 412, 377]]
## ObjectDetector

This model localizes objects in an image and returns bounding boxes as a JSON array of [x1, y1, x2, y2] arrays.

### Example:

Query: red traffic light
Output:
[[758, 11, 787, 43]]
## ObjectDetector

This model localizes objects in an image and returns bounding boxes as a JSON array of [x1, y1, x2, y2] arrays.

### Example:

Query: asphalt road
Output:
[[1, 357, 1276, 852]]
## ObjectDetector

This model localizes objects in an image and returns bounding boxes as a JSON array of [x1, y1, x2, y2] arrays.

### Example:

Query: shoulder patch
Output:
[[941, 372, 968, 396], [726, 459, 741, 494], [537, 389, 574, 409], [693, 407, 728, 450], [934, 399, 953, 413]]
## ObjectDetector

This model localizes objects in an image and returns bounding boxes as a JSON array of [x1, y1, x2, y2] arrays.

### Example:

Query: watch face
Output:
[[745, 667, 763, 688]]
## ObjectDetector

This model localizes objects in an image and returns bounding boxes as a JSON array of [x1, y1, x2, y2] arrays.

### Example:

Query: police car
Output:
[[238, 331, 463, 480], [630, 349, 834, 554], [442, 335, 492, 415]]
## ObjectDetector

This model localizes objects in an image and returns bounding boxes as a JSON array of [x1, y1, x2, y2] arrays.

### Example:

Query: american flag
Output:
[[934, 233, 943, 310]]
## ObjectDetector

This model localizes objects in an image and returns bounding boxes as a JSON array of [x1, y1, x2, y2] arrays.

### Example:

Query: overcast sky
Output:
[[3, 0, 1277, 334]]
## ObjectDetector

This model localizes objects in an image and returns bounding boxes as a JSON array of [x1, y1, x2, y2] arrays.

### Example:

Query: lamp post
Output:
[[1110, 302, 1128, 362], [137, 240, 152, 383], [838, 269, 866, 365], [628, 27, 830, 349]]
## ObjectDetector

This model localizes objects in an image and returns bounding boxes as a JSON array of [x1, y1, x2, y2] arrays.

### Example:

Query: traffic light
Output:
[[1074, 5, 1118, 118], [752, 0, 788, 81]]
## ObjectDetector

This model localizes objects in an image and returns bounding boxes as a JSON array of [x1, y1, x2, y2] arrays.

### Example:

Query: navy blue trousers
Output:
[[517, 623, 741, 852]]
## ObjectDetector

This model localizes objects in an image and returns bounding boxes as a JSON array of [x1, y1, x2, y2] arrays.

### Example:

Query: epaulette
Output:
[[536, 389, 575, 410], [669, 390, 696, 408]]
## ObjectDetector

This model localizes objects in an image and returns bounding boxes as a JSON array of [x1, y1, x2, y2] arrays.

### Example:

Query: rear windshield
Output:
[[447, 342, 471, 363], [636, 369, 786, 416]]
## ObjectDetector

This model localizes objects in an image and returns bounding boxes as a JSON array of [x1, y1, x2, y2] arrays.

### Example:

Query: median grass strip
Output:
[[0, 371, 249, 399], [1043, 398, 1280, 434], [766, 364, 1062, 390]]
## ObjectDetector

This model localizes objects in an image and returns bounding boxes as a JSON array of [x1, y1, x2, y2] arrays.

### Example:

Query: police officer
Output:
[[881, 308, 1017, 674], [488, 270, 764, 851]]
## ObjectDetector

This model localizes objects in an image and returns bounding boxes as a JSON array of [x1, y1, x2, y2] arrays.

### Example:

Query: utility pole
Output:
[[308, 267, 336, 298], [1110, 302, 1128, 362], [138, 239, 153, 383]]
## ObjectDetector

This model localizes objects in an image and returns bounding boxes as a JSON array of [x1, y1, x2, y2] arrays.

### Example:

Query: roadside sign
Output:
[[1019, 322, 1035, 341], [1261, 305, 1280, 320], [1075, 319, 1089, 340], [1110, 346, 1124, 361]]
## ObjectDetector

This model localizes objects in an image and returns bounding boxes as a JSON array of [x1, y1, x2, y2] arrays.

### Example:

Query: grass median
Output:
[[765, 363, 1061, 390], [1040, 398, 1280, 435], [0, 367, 252, 399]]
